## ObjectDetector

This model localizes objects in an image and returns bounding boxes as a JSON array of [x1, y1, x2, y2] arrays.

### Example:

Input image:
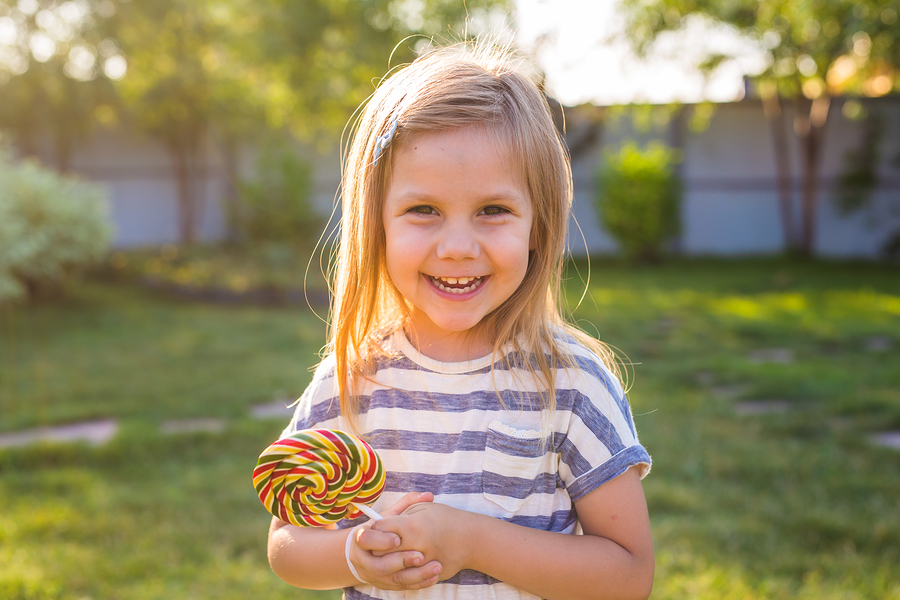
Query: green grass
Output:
[[1, 257, 899, 599], [1, 283, 327, 430], [102, 242, 330, 297], [563, 258, 900, 600]]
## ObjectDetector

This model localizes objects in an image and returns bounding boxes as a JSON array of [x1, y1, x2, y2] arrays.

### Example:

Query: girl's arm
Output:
[[371, 466, 654, 600], [267, 492, 444, 591]]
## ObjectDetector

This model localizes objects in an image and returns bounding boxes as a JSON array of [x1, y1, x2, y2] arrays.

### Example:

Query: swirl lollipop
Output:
[[253, 429, 385, 527]]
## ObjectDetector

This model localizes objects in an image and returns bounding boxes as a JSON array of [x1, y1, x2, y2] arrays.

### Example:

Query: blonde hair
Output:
[[328, 40, 619, 429]]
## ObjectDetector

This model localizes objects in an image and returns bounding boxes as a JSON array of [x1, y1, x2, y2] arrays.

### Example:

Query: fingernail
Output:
[[413, 556, 422, 566], [392, 535, 400, 547]]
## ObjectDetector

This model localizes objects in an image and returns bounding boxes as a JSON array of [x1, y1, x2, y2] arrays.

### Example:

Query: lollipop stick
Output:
[[352, 502, 383, 521]]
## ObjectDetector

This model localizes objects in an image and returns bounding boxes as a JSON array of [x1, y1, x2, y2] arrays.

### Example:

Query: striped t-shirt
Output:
[[283, 330, 651, 600]]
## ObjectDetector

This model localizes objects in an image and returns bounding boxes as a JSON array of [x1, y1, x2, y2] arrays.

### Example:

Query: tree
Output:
[[108, 0, 270, 244], [621, 0, 900, 256], [107, 0, 508, 245], [0, 0, 124, 171]]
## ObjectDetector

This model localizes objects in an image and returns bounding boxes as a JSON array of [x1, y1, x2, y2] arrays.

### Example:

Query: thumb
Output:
[[381, 491, 434, 517]]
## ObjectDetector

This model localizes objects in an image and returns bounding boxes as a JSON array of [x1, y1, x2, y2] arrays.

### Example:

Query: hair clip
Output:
[[372, 117, 398, 166]]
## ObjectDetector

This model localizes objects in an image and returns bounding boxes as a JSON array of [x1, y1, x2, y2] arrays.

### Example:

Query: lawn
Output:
[[1, 258, 899, 600]]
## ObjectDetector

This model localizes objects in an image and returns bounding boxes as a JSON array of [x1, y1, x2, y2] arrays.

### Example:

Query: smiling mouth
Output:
[[426, 275, 486, 294]]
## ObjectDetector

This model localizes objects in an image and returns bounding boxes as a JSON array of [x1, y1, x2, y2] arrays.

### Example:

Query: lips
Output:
[[426, 274, 486, 294]]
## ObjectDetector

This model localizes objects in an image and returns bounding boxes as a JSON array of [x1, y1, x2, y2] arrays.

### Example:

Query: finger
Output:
[[360, 550, 425, 579], [387, 561, 444, 590], [381, 491, 434, 517], [355, 526, 400, 554], [369, 515, 404, 540]]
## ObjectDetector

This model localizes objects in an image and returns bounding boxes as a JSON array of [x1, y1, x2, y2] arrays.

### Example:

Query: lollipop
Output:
[[253, 429, 385, 527]]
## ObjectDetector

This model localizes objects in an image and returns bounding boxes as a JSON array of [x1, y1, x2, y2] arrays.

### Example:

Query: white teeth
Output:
[[430, 275, 483, 293]]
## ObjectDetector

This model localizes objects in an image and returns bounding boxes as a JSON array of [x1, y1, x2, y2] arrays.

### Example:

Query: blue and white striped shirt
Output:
[[284, 330, 651, 600]]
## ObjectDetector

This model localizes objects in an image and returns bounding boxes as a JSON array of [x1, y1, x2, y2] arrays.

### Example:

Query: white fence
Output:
[[47, 95, 900, 258], [568, 96, 900, 258]]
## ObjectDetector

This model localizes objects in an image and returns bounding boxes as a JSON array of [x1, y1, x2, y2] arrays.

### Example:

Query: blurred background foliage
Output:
[[0, 0, 510, 246], [233, 137, 319, 245], [0, 0, 897, 264], [0, 141, 110, 303], [594, 141, 682, 262], [620, 0, 900, 256], [0, 0, 509, 157]]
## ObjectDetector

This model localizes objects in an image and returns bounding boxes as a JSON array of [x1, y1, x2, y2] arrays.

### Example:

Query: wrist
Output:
[[453, 508, 480, 570], [344, 526, 368, 585]]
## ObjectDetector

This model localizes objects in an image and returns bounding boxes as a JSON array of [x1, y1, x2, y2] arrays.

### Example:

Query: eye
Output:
[[407, 205, 437, 215], [481, 205, 510, 216]]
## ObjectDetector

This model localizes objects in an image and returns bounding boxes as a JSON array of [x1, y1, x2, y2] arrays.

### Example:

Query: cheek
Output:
[[384, 231, 421, 282]]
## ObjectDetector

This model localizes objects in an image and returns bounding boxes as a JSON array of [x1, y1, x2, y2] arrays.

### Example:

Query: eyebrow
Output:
[[390, 188, 530, 207]]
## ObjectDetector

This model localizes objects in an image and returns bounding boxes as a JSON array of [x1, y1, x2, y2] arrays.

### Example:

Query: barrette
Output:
[[372, 117, 398, 166]]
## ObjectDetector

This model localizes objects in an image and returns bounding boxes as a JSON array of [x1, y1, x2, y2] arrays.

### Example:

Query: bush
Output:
[[595, 141, 681, 261], [0, 148, 112, 303], [235, 141, 322, 245]]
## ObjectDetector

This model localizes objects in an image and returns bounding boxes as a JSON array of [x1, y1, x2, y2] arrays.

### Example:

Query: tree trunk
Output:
[[793, 94, 831, 257], [192, 138, 207, 243], [170, 141, 194, 245], [668, 105, 686, 254], [219, 135, 243, 242], [167, 124, 207, 246], [761, 93, 796, 251], [53, 77, 78, 173]]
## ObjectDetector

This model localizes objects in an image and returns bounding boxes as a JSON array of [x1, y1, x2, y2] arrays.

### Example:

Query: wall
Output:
[[43, 95, 900, 258], [569, 95, 900, 258]]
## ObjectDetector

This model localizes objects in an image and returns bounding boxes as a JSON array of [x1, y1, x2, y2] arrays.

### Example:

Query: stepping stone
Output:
[[160, 418, 226, 435], [0, 419, 119, 449], [870, 431, 900, 451], [734, 400, 791, 416], [250, 400, 296, 420], [653, 318, 678, 333], [748, 348, 795, 364], [711, 383, 749, 400], [864, 336, 892, 353], [694, 371, 715, 387]]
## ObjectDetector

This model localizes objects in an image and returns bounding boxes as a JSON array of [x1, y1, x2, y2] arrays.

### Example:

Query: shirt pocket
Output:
[[482, 420, 547, 513]]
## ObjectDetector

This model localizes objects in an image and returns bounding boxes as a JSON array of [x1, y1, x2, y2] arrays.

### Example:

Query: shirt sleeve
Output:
[[557, 351, 651, 503], [280, 354, 343, 437]]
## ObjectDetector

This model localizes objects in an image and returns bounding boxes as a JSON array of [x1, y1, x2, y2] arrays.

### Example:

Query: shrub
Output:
[[235, 141, 322, 245], [594, 141, 681, 261], [0, 148, 112, 303]]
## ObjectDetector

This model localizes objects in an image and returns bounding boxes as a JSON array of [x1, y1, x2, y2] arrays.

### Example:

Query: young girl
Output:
[[268, 41, 654, 600]]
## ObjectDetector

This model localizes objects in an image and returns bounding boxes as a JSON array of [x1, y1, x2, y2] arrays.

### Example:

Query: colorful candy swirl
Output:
[[253, 429, 385, 527]]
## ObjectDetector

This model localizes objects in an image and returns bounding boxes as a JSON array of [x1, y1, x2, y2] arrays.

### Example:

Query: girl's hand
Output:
[[370, 501, 473, 581], [347, 492, 444, 590]]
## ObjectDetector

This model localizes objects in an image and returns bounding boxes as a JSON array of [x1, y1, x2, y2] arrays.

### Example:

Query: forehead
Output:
[[387, 125, 529, 201]]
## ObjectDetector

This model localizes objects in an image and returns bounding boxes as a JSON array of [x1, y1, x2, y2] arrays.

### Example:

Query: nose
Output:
[[435, 219, 479, 261]]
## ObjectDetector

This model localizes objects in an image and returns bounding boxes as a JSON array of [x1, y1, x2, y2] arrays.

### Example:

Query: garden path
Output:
[[0, 400, 295, 449]]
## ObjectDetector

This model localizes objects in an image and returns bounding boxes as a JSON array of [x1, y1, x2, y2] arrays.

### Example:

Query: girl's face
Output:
[[382, 126, 533, 362]]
